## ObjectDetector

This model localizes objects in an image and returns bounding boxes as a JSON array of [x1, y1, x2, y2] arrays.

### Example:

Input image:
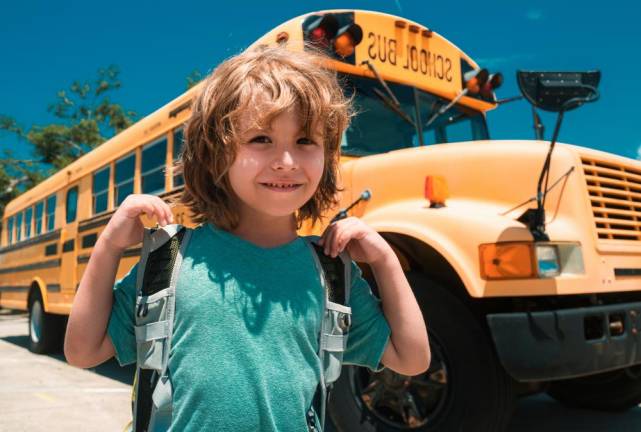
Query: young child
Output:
[[64, 46, 430, 431]]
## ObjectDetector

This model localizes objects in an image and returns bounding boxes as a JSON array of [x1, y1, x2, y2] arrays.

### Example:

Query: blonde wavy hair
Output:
[[176, 45, 352, 230]]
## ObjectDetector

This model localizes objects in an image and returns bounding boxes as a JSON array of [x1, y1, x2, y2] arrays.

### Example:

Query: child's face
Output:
[[228, 103, 325, 223]]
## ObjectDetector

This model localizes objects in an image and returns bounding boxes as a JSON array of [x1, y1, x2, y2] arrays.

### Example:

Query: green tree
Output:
[[186, 69, 204, 90], [0, 65, 137, 217]]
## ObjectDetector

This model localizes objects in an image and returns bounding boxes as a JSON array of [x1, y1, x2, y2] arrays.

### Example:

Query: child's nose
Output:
[[271, 150, 298, 170]]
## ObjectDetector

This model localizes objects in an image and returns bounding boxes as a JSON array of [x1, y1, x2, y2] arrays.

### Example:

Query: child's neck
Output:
[[231, 213, 298, 248]]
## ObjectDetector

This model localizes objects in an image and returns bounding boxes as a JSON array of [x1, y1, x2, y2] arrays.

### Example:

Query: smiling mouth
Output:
[[260, 182, 303, 191]]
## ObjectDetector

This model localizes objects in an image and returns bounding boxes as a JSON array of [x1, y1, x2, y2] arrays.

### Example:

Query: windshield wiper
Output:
[[360, 60, 416, 128], [425, 91, 468, 128]]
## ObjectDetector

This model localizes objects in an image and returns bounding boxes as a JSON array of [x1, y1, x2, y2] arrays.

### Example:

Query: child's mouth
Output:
[[260, 182, 303, 192]]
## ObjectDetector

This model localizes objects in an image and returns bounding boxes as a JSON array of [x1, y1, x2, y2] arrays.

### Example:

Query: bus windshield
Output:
[[340, 74, 489, 156]]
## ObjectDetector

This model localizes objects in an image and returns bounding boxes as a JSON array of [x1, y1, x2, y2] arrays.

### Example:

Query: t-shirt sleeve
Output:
[[343, 260, 391, 372], [107, 262, 139, 367]]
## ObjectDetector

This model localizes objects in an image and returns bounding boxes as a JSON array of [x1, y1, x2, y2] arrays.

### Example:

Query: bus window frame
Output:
[[24, 207, 33, 239], [16, 212, 23, 242], [141, 137, 168, 196], [66, 186, 79, 224], [7, 215, 14, 245], [35, 201, 44, 235], [115, 152, 136, 206], [46, 193, 56, 232], [172, 127, 185, 189], [92, 165, 111, 215]]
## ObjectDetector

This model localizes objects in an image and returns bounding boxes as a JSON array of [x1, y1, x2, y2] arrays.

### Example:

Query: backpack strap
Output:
[[304, 237, 352, 432], [132, 224, 192, 432]]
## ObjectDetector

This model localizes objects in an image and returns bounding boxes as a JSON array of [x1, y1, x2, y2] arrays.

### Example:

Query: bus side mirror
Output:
[[517, 71, 600, 112]]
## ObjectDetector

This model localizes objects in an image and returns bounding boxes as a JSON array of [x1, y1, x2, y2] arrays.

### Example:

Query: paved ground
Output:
[[2, 309, 641, 431]]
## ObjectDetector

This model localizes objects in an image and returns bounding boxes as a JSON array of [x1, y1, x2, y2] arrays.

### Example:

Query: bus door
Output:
[[60, 185, 80, 294]]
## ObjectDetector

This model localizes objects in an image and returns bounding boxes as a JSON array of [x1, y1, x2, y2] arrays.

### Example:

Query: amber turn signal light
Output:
[[424, 176, 449, 208]]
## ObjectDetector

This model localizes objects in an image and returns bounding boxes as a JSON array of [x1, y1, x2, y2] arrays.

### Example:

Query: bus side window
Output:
[[66, 186, 79, 223], [35, 201, 44, 235], [46, 194, 56, 232], [173, 128, 184, 188], [24, 207, 33, 239], [142, 138, 167, 195], [93, 166, 110, 215], [16, 212, 23, 242], [115, 153, 135, 206], [7, 216, 14, 245]]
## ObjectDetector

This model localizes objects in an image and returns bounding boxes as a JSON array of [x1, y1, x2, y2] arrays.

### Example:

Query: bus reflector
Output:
[[303, 14, 338, 48], [334, 24, 363, 57], [424, 176, 449, 207], [479, 242, 536, 280]]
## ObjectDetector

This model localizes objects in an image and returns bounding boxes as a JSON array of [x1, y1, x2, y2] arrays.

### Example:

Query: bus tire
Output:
[[28, 290, 65, 354], [547, 366, 641, 411], [327, 272, 515, 432]]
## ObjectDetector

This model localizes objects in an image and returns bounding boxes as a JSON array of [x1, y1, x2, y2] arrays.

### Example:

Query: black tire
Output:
[[28, 290, 66, 354], [547, 365, 641, 411], [327, 273, 515, 432]]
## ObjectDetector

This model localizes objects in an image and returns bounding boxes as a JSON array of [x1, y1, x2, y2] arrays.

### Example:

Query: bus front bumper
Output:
[[487, 302, 641, 382]]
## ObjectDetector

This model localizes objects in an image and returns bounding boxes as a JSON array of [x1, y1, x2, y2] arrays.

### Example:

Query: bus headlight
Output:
[[479, 241, 584, 280], [536, 244, 560, 278]]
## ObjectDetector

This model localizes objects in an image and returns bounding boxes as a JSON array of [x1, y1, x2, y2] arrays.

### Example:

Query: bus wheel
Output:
[[547, 365, 641, 411], [327, 273, 515, 432], [28, 291, 65, 354]]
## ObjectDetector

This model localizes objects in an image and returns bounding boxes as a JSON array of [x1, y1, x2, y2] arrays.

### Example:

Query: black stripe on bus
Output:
[[62, 239, 75, 253], [0, 229, 61, 256], [78, 211, 115, 233], [123, 247, 142, 258], [0, 259, 61, 275], [77, 246, 141, 265], [0, 285, 29, 293], [615, 268, 641, 276], [169, 100, 192, 118], [46, 284, 61, 293]]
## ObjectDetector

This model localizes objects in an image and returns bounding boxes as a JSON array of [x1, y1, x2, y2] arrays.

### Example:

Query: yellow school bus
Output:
[[2, 9, 641, 432]]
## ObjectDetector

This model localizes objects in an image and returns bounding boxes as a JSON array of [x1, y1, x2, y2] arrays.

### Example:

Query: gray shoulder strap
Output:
[[303, 236, 352, 432], [133, 224, 192, 432]]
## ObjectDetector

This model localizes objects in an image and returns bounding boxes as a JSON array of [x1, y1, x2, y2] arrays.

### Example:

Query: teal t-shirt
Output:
[[107, 223, 391, 431]]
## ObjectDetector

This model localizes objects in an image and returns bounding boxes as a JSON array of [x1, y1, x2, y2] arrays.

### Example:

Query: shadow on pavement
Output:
[[1, 333, 136, 386], [509, 394, 641, 431]]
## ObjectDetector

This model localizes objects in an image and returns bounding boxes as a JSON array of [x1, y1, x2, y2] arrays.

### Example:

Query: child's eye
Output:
[[249, 135, 271, 144], [297, 137, 317, 146]]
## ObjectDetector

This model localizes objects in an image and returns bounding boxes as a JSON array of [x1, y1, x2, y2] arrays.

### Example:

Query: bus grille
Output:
[[582, 157, 641, 241]]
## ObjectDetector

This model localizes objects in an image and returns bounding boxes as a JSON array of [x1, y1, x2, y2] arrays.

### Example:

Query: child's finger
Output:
[[148, 202, 165, 225], [138, 202, 156, 221], [326, 223, 343, 257], [153, 196, 173, 224]]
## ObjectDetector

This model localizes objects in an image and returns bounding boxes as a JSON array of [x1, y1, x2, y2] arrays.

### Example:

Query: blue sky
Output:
[[1, 0, 640, 164]]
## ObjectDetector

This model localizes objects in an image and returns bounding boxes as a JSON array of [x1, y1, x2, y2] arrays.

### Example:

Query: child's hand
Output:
[[319, 217, 393, 266], [99, 194, 174, 253]]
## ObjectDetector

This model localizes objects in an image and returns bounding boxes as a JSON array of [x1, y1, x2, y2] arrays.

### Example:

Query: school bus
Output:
[[2, 9, 641, 432]]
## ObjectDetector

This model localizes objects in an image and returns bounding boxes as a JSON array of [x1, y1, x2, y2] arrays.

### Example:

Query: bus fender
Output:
[[361, 200, 533, 298]]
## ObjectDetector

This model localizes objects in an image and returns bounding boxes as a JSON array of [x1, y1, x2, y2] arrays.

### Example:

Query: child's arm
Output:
[[64, 194, 174, 368], [319, 217, 430, 376]]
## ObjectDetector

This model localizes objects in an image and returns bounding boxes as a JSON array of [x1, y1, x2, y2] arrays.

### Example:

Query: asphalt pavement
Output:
[[2, 309, 641, 432]]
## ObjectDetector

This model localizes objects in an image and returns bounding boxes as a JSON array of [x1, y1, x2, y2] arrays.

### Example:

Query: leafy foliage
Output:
[[0, 65, 137, 217]]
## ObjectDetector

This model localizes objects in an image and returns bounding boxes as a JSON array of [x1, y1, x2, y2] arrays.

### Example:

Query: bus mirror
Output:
[[334, 24, 363, 57], [463, 69, 489, 94], [517, 71, 601, 112], [303, 14, 339, 48]]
